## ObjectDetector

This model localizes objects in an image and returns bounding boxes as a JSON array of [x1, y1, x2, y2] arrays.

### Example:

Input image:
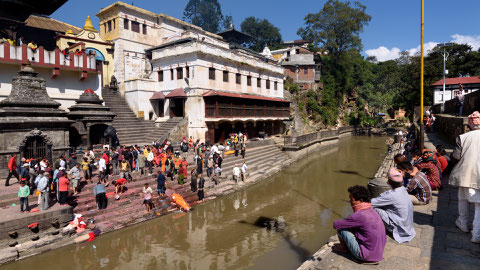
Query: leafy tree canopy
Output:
[[240, 17, 283, 52], [183, 0, 229, 33], [297, 0, 371, 56]]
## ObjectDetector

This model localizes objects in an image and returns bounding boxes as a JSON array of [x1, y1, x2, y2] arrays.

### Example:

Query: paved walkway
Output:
[[300, 132, 480, 269]]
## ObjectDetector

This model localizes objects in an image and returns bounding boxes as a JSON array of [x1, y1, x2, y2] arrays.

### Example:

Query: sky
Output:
[[51, 0, 480, 61]]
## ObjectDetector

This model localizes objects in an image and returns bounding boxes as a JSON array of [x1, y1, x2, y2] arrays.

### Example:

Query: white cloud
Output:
[[365, 46, 401, 62], [365, 34, 480, 62], [451, 34, 480, 50]]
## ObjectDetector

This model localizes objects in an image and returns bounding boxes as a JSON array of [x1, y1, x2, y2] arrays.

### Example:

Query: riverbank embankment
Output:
[[298, 131, 480, 270], [0, 128, 361, 265]]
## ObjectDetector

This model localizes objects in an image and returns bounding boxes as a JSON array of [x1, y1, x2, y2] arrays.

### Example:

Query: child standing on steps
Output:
[[18, 181, 30, 212], [142, 183, 153, 214], [81, 158, 90, 183]]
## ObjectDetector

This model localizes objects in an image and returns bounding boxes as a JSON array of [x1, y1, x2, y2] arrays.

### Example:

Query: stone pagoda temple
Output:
[[0, 66, 73, 175], [68, 89, 116, 148]]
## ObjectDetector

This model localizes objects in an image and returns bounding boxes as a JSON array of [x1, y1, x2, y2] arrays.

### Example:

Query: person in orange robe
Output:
[[181, 157, 188, 178]]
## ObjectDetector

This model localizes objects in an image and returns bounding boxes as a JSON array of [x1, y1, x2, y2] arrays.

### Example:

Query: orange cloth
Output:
[[171, 193, 191, 211]]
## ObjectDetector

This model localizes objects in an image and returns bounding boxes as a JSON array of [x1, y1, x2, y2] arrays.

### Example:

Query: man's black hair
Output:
[[347, 185, 371, 203], [397, 161, 413, 172], [394, 154, 406, 163], [413, 150, 422, 157]]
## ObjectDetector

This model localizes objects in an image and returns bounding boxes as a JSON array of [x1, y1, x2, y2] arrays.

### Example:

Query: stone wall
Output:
[[433, 114, 469, 144], [441, 90, 480, 116]]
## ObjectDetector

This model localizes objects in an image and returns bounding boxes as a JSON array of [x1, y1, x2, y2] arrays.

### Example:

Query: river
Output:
[[1, 136, 387, 270]]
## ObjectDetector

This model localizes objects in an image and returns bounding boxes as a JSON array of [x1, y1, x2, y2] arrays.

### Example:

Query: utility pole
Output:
[[420, 0, 424, 150], [439, 42, 452, 111]]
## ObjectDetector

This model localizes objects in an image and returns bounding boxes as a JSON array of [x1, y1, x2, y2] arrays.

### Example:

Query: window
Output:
[[131, 21, 140, 33], [257, 78, 261, 88], [158, 70, 163, 82], [209, 68, 215, 80], [113, 19, 115, 29], [170, 69, 174, 80], [124, 19, 129, 30], [247, 76, 251, 86], [177, 67, 183, 79], [304, 68, 308, 75], [142, 24, 147, 35], [274, 81, 278, 90], [287, 51, 290, 57], [236, 73, 241, 84], [186, 67, 190, 78], [223, 71, 229, 82], [295, 49, 300, 54], [266, 80, 271, 89], [107, 21, 112, 32]]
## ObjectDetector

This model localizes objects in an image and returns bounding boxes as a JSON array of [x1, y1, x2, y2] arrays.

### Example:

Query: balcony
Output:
[[0, 43, 99, 79]]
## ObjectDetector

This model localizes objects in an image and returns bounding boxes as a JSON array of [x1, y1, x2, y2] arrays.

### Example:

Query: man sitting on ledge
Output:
[[397, 161, 432, 205], [372, 167, 416, 243], [333, 185, 386, 263]]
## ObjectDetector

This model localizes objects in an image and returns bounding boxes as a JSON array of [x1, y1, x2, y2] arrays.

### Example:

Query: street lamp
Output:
[[438, 42, 453, 111]]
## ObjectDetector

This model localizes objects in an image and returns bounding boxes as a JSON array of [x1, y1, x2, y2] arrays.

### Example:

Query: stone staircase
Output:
[[0, 143, 293, 261], [101, 87, 182, 146], [75, 143, 291, 230]]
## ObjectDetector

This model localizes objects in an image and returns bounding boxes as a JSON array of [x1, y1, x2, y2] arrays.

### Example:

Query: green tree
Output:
[[240, 17, 283, 52], [183, 0, 229, 33], [297, 0, 371, 56]]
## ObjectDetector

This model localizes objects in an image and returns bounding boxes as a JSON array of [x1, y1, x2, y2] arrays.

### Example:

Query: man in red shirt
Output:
[[102, 148, 110, 176], [58, 176, 70, 205], [5, 154, 20, 186], [113, 178, 127, 195]]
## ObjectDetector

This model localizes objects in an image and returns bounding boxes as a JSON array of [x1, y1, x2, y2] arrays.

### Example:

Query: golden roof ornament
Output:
[[83, 16, 98, 33], [65, 29, 74, 35]]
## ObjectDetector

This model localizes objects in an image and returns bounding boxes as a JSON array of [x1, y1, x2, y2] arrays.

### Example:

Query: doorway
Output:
[[23, 136, 47, 159], [169, 98, 185, 118]]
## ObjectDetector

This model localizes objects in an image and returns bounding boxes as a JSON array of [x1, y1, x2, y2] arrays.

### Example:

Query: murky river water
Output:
[[2, 136, 387, 270]]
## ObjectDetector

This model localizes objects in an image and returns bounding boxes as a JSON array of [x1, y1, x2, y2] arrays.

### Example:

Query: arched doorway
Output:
[[215, 122, 233, 143], [234, 122, 245, 134], [246, 121, 256, 139], [89, 124, 108, 146], [24, 136, 47, 159]]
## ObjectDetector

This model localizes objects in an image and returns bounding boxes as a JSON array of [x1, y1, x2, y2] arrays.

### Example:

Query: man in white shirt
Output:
[[241, 160, 248, 182], [233, 164, 241, 183]]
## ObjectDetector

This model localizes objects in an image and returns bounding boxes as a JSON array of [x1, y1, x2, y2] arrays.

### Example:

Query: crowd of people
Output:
[[7, 132, 249, 213], [332, 111, 480, 264]]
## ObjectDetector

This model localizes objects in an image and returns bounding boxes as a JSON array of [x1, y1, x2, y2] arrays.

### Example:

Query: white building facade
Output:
[[96, 2, 289, 143], [432, 77, 480, 104]]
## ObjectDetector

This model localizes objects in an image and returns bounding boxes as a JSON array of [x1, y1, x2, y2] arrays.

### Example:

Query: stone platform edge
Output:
[[296, 140, 399, 270]]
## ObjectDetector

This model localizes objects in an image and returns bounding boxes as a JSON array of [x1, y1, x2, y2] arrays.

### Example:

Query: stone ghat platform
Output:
[[297, 132, 480, 269], [0, 142, 295, 265]]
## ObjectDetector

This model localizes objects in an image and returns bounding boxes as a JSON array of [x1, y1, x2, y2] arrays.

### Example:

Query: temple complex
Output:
[[96, 2, 290, 143]]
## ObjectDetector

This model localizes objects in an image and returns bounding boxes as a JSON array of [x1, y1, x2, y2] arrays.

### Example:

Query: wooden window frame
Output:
[[223, 71, 229, 82], [131, 21, 140, 33], [236, 73, 241, 84], [176, 67, 183, 80], [209, 68, 216, 80], [124, 19, 129, 30], [158, 70, 163, 82]]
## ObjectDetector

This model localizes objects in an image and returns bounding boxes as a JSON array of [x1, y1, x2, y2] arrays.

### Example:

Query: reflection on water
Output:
[[1, 136, 387, 270]]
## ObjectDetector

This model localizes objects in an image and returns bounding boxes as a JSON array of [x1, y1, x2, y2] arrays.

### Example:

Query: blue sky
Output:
[[52, 0, 480, 61]]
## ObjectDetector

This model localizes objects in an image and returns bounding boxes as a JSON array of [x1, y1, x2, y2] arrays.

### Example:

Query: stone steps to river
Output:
[[101, 87, 183, 146]]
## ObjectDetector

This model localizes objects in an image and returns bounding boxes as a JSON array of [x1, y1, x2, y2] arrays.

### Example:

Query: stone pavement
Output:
[[299, 132, 480, 270]]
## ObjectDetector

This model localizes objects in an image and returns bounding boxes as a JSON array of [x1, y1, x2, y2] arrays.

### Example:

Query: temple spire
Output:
[[83, 16, 98, 33]]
